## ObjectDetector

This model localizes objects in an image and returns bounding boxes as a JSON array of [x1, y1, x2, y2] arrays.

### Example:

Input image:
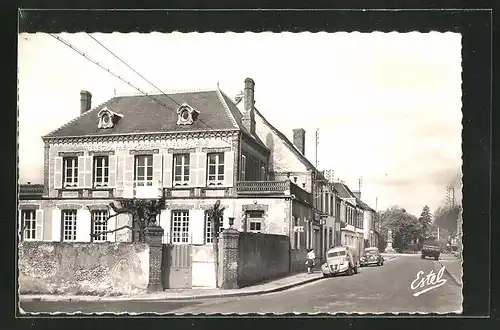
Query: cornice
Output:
[[44, 130, 240, 145]]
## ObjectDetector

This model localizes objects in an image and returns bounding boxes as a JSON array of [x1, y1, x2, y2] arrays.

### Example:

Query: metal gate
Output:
[[162, 244, 193, 289]]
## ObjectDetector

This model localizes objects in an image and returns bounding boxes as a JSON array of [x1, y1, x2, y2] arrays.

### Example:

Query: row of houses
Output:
[[18, 78, 379, 268]]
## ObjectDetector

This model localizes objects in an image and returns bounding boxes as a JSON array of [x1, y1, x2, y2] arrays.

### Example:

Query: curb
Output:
[[435, 260, 462, 286], [20, 275, 324, 303]]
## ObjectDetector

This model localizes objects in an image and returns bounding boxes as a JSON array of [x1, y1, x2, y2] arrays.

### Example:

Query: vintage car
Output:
[[360, 247, 384, 267], [421, 239, 441, 260], [321, 245, 360, 277]]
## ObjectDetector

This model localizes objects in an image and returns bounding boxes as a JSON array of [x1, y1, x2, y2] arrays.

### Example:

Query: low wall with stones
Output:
[[18, 241, 150, 296]]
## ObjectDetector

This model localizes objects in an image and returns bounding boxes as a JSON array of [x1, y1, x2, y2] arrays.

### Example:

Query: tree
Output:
[[377, 206, 422, 251], [206, 200, 225, 288], [418, 205, 433, 244], [434, 204, 461, 234], [89, 197, 166, 243]]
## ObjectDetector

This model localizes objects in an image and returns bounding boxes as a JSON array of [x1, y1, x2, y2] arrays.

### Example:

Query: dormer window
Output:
[[98, 107, 123, 129], [176, 103, 200, 126]]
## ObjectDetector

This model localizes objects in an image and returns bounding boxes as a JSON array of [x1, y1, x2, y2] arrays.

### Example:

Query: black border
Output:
[[5, 3, 495, 330]]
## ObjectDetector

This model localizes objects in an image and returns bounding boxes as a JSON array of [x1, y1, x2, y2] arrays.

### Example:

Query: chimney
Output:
[[292, 128, 306, 155], [80, 90, 92, 114], [242, 78, 256, 135]]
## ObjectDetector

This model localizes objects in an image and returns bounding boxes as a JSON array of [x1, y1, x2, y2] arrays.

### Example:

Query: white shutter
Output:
[[77, 156, 85, 188], [224, 151, 234, 186], [190, 209, 205, 245], [51, 209, 61, 241], [76, 209, 91, 242], [197, 152, 207, 187], [18, 210, 22, 241], [108, 155, 117, 188], [107, 208, 116, 242], [152, 154, 163, 187], [83, 156, 93, 188], [189, 153, 198, 187], [54, 157, 63, 189], [163, 154, 173, 188], [123, 155, 135, 198], [160, 209, 171, 244], [35, 209, 44, 241]]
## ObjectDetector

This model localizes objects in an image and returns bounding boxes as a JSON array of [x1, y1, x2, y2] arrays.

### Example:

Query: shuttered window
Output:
[[21, 210, 36, 240], [173, 154, 190, 186], [207, 153, 224, 185], [63, 157, 78, 188], [135, 155, 153, 187], [93, 156, 109, 187], [62, 210, 77, 241]]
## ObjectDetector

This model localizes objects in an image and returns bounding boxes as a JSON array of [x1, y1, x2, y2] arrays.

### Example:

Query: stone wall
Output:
[[18, 241, 150, 296], [237, 232, 290, 287]]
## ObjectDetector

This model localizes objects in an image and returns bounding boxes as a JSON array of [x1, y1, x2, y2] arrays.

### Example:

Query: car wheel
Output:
[[354, 265, 359, 274], [435, 256, 439, 261], [323, 273, 330, 278], [421, 255, 425, 259], [347, 265, 353, 276]]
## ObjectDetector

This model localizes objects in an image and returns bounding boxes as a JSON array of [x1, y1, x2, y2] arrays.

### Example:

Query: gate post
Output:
[[144, 225, 164, 293], [219, 225, 240, 289]]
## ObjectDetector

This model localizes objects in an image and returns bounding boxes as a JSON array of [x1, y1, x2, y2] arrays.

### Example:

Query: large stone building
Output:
[[18, 78, 337, 271]]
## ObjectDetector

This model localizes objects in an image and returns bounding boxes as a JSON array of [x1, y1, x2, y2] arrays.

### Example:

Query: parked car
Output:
[[421, 239, 441, 260], [321, 245, 360, 277], [360, 247, 384, 267]]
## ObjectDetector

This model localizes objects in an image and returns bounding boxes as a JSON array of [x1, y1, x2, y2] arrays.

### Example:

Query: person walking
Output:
[[306, 248, 316, 274]]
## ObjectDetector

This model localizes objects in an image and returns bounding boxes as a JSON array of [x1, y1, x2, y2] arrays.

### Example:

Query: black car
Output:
[[360, 247, 384, 267]]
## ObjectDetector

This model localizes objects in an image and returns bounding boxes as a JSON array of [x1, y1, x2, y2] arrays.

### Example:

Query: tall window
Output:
[[207, 153, 224, 185], [173, 154, 190, 186], [21, 210, 36, 240], [62, 210, 77, 241], [293, 216, 299, 249], [247, 210, 264, 233], [205, 211, 224, 244], [93, 156, 109, 187], [135, 155, 153, 186], [63, 157, 78, 187], [240, 155, 246, 181], [172, 210, 190, 244], [92, 210, 108, 242]]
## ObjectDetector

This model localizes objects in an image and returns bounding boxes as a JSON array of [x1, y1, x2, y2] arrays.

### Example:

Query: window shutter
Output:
[[224, 151, 234, 186], [77, 156, 85, 188], [76, 209, 91, 242], [190, 209, 205, 245], [83, 156, 93, 188], [197, 152, 207, 187], [152, 154, 163, 187], [51, 209, 61, 241], [123, 155, 135, 198], [18, 210, 22, 241], [108, 155, 117, 188], [163, 154, 173, 188], [189, 153, 198, 187], [54, 157, 63, 189], [107, 209, 116, 242], [160, 209, 171, 244], [35, 209, 44, 241]]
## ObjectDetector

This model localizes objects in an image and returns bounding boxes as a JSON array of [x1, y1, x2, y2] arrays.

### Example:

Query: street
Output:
[[20, 255, 462, 314]]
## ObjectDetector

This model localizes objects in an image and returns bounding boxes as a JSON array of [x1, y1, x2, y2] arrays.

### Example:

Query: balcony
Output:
[[236, 180, 313, 204], [115, 181, 163, 199]]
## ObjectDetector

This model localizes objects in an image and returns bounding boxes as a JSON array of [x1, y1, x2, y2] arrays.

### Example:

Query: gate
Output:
[[162, 244, 193, 289]]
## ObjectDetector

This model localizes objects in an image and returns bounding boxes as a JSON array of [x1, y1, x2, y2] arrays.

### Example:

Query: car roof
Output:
[[328, 246, 348, 252], [365, 247, 379, 250]]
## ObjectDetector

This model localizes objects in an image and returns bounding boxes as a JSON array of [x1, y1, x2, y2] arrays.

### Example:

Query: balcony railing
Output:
[[236, 181, 289, 195], [115, 181, 163, 199]]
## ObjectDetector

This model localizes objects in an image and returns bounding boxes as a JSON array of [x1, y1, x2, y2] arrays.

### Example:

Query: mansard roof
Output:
[[42, 89, 269, 153]]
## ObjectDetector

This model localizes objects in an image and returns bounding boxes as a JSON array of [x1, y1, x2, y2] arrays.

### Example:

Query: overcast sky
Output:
[[18, 32, 462, 216]]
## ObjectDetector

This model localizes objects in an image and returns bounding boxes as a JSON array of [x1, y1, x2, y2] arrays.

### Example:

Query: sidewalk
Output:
[[434, 255, 463, 286], [20, 271, 324, 303]]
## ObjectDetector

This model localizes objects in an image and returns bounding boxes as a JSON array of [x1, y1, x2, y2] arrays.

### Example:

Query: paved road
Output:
[[20, 255, 462, 314]]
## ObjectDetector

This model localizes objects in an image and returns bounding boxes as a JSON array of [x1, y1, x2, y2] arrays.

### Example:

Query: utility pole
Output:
[[315, 129, 319, 168], [358, 177, 363, 192], [375, 197, 378, 212]]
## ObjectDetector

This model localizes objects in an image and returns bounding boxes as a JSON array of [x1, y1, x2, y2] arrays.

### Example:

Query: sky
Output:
[[17, 32, 463, 216]]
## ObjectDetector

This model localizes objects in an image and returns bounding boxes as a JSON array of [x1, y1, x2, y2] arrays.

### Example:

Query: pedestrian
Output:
[[306, 248, 315, 274]]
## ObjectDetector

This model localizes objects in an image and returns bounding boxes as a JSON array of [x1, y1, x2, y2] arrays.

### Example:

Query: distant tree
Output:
[[434, 204, 461, 234], [418, 205, 433, 245], [378, 206, 422, 251]]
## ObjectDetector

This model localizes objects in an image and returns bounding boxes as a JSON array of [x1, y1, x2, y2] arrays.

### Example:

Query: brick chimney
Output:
[[80, 90, 92, 114], [292, 128, 306, 155], [242, 78, 256, 135]]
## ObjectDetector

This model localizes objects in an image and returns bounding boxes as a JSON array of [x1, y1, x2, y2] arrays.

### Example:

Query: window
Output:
[[92, 210, 108, 242], [205, 211, 224, 244], [135, 155, 153, 187], [63, 157, 78, 188], [173, 154, 190, 186], [172, 210, 190, 244], [21, 210, 36, 240], [240, 155, 246, 181], [247, 210, 264, 233], [293, 216, 299, 249], [93, 156, 109, 187], [62, 210, 77, 241], [207, 153, 224, 185]]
